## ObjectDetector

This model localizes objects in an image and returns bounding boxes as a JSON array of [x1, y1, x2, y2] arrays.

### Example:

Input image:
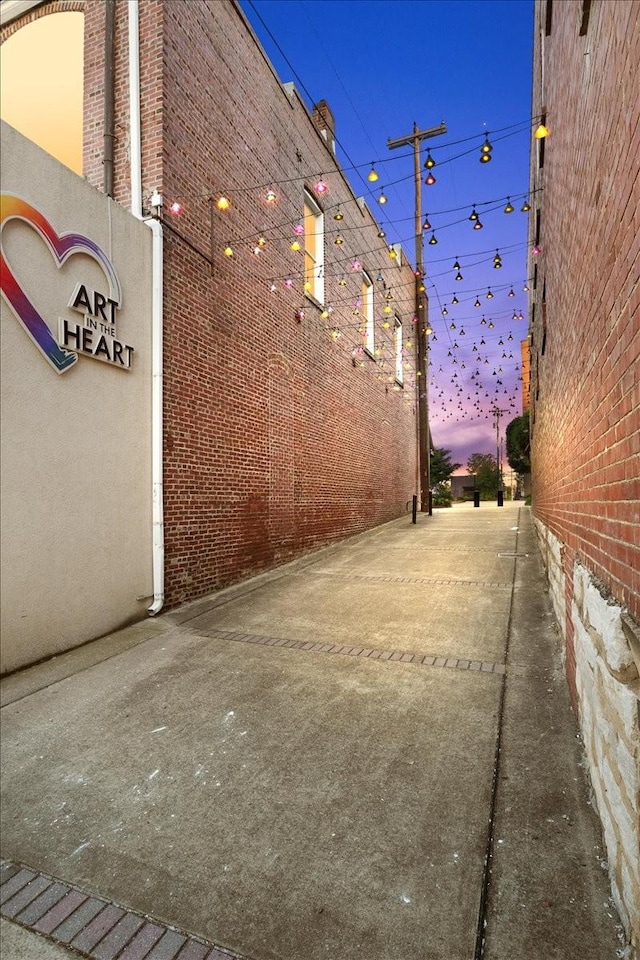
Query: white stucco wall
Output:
[[1, 122, 153, 673]]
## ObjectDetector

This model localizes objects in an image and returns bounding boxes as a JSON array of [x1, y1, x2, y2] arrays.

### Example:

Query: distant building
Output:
[[529, 1, 639, 952]]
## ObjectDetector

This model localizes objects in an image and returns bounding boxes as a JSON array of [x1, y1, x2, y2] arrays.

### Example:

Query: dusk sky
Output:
[[240, 0, 535, 472]]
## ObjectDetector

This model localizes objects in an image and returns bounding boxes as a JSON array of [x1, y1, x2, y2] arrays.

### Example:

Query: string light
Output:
[[424, 151, 436, 170], [422, 214, 432, 230], [428, 232, 438, 245], [378, 190, 388, 204], [504, 197, 514, 213], [534, 123, 549, 139], [367, 164, 380, 182], [333, 209, 344, 221], [217, 196, 231, 210], [264, 189, 276, 204], [169, 201, 183, 214], [479, 137, 493, 163], [223, 243, 234, 257], [425, 171, 436, 186], [521, 199, 531, 212]]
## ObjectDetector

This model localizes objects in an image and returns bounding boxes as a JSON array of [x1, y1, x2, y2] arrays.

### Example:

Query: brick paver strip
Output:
[[1, 873, 51, 918], [14, 880, 69, 925], [92, 910, 145, 959], [0, 861, 254, 960], [198, 626, 528, 678], [50, 895, 106, 941], [70, 903, 125, 952], [145, 927, 187, 958], [0, 867, 36, 905], [117, 921, 166, 960], [176, 941, 212, 959], [35, 884, 89, 936]]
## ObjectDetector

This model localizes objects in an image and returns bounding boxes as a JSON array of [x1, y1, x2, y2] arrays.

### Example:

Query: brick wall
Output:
[[528, 0, 639, 622], [83, 0, 418, 605], [530, 2, 640, 953]]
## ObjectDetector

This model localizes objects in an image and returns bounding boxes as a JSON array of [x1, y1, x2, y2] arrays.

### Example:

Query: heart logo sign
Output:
[[0, 194, 131, 374]]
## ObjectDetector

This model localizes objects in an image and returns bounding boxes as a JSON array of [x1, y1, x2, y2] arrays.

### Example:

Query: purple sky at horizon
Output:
[[241, 0, 535, 474]]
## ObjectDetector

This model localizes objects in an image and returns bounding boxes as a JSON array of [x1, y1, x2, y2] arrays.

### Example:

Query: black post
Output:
[[474, 491, 480, 508], [412, 495, 417, 524], [428, 491, 433, 515]]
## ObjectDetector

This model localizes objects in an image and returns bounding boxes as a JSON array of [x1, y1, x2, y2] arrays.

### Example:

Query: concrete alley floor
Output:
[[0, 502, 623, 960]]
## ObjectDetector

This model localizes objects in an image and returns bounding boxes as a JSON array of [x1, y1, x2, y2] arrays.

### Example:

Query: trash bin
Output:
[[473, 491, 480, 508]]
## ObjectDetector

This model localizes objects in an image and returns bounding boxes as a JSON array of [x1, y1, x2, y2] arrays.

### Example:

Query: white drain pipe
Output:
[[129, 0, 164, 614]]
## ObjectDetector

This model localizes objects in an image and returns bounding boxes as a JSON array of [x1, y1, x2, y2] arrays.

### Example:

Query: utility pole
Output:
[[492, 405, 509, 506], [388, 122, 447, 514]]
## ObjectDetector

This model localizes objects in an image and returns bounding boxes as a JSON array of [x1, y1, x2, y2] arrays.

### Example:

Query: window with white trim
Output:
[[394, 317, 404, 384], [304, 190, 324, 304], [362, 271, 374, 353]]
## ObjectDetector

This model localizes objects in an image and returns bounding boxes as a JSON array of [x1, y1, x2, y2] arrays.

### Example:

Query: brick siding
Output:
[[529, 0, 639, 622], [81, 0, 418, 606]]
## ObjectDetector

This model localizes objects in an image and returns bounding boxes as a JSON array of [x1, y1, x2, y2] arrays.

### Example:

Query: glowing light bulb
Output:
[[378, 190, 388, 204], [293, 223, 304, 235], [223, 244, 234, 257], [217, 196, 230, 210], [169, 201, 182, 214], [367, 165, 379, 182], [265, 189, 277, 204], [425, 172, 436, 186], [314, 179, 328, 195], [534, 123, 549, 139], [290, 240, 301, 251]]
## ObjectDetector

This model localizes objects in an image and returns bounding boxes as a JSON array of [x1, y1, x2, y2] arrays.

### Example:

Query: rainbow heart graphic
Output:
[[0, 194, 121, 374]]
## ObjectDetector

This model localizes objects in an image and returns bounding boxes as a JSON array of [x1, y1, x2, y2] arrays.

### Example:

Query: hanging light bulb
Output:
[[223, 243, 234, 257], [378, 228, 386, 238], [513, 311, 519, 321], [367, 163, 380, 182], [338, 277, 347, 286], [473, 218, 483, 230], [334, 235, 344, 246], [508, 287, 515, 298], [442, 307, 448, 316], [504, 197, 514, 213], [388, 246, 397, 260], [459, 327, 466, 336], [333, 208, 344, 221], [493, 250, 502, 267], [314, 179, 329, 195], [269, 282, 277, 292], [290, 239, 301, 251], [217, 196, 231, 210], [378, 189, 388, 204], [451, 295, 459, 305], [480, 317, 487, 325], [424, 151, 436, 170], [428, 232, 438, 245], [264, 189, 276, 204], [469, 207, 479, 222], [486, 288, 494, 299], [455, 271, 463, 282], [453, 259, 461, 270], [169, 201, 183, 214], [521, 199, 531, 212], [474, 297, 481, 308], [534, 123, 549, 139], [284, 278, 293, 288], [488, 320, 495, 329], [350, 259, 362, 271], [425, 171, 436, 186], [523, 281, 530, 292], [422, 214, 432, 230], [479, 137, 493, 162]]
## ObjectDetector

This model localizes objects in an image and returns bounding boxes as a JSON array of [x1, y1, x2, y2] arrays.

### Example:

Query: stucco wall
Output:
[[1, 122, 153, 673]]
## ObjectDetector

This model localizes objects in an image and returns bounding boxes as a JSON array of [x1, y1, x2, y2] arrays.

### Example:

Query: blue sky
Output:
[[240, 0, 535, 471]]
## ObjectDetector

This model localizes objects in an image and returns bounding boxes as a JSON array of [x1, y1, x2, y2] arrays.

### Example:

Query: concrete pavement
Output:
[[0, 502, 624, 959]]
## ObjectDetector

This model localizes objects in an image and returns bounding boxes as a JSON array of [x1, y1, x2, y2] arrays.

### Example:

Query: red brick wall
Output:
[[83, 0, 419, 605], [529, 0, 640, 624]]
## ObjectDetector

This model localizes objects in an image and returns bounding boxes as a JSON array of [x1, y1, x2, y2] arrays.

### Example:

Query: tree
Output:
[[506, 411, 531, 474], [430, 447, 461, 486], [467, 453, 499, 497]]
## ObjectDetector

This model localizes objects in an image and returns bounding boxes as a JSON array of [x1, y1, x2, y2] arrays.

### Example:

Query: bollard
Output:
[[474, 491, 480, 508], [428, 491, 433, 515], [497, 490, 504, 507], [412, 495, 417, 524]]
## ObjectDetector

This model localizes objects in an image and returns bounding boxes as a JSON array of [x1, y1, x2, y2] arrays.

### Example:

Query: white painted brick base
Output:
[[535, 520, 640, 959]]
